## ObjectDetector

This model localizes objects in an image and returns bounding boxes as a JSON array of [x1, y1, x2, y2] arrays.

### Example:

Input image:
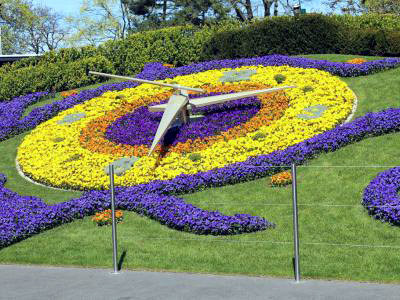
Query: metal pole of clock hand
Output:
[[109, 165, 119, 274], [87, 70, 204, 93]]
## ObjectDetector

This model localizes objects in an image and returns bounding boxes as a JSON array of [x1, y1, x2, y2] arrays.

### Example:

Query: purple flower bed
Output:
[[157, 55, 400, 79], [362, 167, 400, 225], [1, 54, 400, 248], [0, 175, 273, 247], [0, 92, 47, 140], [106, 94, 260, 147], [0, 82, 139, 142]]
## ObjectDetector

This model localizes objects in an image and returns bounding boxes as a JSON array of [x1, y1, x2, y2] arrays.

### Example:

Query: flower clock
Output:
[[17, 65, 354, 190], [2, 54, 400, 248]]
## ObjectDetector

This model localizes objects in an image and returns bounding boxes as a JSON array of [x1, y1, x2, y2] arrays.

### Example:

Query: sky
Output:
[[32, 0, 83, 16], [32, 0, 330, 17]]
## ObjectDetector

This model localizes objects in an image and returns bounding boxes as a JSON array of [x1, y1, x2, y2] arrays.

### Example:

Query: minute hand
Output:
[[188, 86, 296, 108]]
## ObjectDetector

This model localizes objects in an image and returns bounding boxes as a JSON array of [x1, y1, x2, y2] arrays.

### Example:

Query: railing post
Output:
[[109, 165, 119, 274], [291, 163, 300, 282]]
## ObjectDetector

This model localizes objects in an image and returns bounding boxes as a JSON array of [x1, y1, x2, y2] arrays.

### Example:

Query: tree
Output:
[[65, 0, 134, 46], [171, 0, 231, 25], [37, 7, 67, 51], [363, 0, 400, 14], [0, 0, 33, 53], [125, 0, 156, 16], [227, 0, 254, 21], [227, 0, 305, 20], [326, 0, 400, 14], [23, 5, 67, 54], [123, 0, 175, 30], [0, 0, 67, 54], [324, 0, 366, 14]]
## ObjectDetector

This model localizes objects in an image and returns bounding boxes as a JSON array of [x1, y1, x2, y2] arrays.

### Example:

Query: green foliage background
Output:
[[1, 13, 399, 101]]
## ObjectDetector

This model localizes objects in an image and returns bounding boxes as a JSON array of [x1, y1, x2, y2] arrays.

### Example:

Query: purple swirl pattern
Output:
[[362, 167, 400, 225]]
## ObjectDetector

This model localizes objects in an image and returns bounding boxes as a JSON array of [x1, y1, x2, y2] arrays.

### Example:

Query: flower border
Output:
[[362, 167, 400, 225]]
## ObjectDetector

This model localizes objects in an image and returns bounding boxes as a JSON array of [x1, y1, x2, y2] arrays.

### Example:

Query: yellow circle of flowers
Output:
[[17, 66, 355, 190]]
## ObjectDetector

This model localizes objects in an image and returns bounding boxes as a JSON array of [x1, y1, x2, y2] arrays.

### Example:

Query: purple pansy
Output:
[[362, 167, 400, 225]]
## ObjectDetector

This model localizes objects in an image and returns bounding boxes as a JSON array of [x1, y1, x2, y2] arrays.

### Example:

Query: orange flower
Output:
[[271, 171, 292, 187], [346, 58, 367, 64], [60, 89, 79, 98], [92, 209, 124, 226]]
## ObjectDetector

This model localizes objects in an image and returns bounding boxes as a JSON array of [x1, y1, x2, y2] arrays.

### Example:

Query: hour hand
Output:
[[148, 94, 188, 155]]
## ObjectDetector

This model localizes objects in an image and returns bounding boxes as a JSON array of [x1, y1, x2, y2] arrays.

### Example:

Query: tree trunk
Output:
[[162, 0, 167, 21], [274, 0, 278, 16], [244, 0, 253, 20], [229, 1, 246, 22], [262, 0, 273, 17]]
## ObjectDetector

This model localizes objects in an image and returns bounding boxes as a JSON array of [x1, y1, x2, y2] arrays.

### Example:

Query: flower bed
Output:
[[82, 82, 288, 157], [362, 167, 400, 225], [3, 105, 400, 248], [271, 171, 292, 187], [0, 92, 48, 140], [60, 90, 79, 98], [346, 58, 368, 64], [0, 174, 273, 248], [92, 209, 124, 226], [1, 54, 400, 247], [17, 65, 355, 190]]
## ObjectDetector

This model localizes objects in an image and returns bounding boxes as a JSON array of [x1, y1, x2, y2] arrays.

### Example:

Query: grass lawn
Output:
[[1, 54, 400, 283]]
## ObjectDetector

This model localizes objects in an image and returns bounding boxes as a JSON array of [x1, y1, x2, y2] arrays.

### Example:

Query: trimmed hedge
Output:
[[332, 13, 400, 31], [200, 15, 342, 59], [0, 55, 114, 101], [1, 14, 400, 101], [338, 28, 400, 57]]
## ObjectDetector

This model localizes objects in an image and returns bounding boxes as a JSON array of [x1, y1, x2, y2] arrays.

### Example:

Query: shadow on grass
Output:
[[118, 250, 127, 271]]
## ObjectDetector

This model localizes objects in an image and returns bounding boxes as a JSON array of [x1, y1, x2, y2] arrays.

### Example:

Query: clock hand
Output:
[[148, 94, 189, 155], [188, 86, 296, 108], [148, 86, 296, 112], [87, 70, 204, 93]]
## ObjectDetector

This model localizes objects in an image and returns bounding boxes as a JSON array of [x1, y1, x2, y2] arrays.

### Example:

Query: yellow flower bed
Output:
[[17, 66, 355, 190]]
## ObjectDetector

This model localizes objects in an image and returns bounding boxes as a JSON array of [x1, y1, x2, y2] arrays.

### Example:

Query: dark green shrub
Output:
[[189, 153, 202, 162], [338, 28, 400, 56], [274, 74, 286, 84], [252, 132, 267, 140], [201, 14, 343, 59], [302, 86, 314, 93]]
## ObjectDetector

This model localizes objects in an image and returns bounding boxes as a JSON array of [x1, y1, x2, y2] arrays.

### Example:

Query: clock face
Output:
[[17, 65, 355, 190]]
